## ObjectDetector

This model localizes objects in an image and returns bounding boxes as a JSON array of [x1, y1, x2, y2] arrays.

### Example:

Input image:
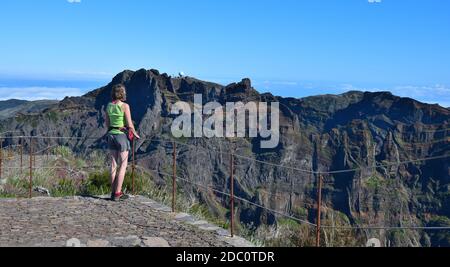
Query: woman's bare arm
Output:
[[123, 104, 140, 139], [105, 108, 110, 130]]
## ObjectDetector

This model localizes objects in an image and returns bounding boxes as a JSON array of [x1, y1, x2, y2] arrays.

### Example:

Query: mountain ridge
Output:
[[0, 99, 58, 120]]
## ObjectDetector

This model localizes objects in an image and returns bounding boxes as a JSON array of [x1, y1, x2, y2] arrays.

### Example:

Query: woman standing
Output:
[[105, 84, 140, 201]]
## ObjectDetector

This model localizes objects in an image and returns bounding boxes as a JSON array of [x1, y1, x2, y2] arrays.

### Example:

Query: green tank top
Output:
[[107, 102, 126, 135]]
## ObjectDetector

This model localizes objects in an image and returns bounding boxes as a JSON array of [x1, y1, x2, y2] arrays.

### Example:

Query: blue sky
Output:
[[0, 0, 449, 106]]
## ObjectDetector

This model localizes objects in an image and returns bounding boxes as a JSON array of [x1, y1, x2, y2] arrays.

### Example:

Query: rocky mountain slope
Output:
[[1, 68, 449, 247], [0, 99, 58, 120]]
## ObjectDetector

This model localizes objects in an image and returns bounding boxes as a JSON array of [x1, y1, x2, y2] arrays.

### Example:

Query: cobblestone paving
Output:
[[0, 196, 253, 247]]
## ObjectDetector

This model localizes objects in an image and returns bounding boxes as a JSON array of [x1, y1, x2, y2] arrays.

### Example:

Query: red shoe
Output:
[[113, 192, 129, 202]]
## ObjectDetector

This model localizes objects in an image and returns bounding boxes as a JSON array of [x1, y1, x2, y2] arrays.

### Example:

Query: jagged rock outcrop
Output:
[[1, 69, 449, 247]]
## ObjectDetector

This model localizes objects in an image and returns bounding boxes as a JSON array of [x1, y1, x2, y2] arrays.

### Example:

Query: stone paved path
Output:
[[0, 195, 253, 247]]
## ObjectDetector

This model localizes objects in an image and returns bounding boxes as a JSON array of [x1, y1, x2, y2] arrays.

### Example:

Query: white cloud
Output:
[[65, 70, 113, 78], [368, 0, 382, 3], [338, 83, 450, 108], [67, 0, 81, 3], [390, 84, 450, 107], [0, 87, 85, 101]]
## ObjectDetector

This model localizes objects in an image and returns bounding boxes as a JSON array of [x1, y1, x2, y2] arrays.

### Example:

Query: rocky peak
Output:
[[225, 78, 253, 93]]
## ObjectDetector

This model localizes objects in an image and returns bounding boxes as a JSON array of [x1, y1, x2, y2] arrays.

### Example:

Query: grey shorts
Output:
[[107, 133, 131, 152]]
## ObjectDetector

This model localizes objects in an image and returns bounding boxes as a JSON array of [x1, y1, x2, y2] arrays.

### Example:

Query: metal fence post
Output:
[[20, 139, 23, 175], [230, 152, 235, 238], [0, 138, 3, 180], [132, 138, 136, 195], [29, 137, 33, 199], [172, 142, 177, 213], [33, 141, 36, 168], [316, 174, 323, 247]]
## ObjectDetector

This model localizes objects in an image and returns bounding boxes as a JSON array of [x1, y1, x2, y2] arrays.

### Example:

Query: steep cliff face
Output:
[[1, 69, 449, 246]]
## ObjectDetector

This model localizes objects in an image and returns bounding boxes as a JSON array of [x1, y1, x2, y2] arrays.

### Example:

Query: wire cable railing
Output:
[[2, 134, 449, 176]]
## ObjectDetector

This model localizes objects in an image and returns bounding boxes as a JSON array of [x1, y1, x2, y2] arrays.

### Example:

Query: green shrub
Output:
[[365, 175, 385, 190], [88, 150, 107, 167], [53, 146, 73, 158], [46, 111, 59, 123], [277, 218, 300, 228], [82, 168, 153, 196], [82, 170, 111, 196], [293, 207, 309, 219], [189, 203, 229, 229], [52, 178, 77, 197]]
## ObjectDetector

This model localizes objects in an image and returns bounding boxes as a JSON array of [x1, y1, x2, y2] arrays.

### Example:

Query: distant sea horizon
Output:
[[0, 78, 108, 101]]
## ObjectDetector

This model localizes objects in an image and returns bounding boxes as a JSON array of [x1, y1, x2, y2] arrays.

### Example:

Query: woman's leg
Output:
[[115, 151, 129, 194], [110, 150, 119, 193]]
